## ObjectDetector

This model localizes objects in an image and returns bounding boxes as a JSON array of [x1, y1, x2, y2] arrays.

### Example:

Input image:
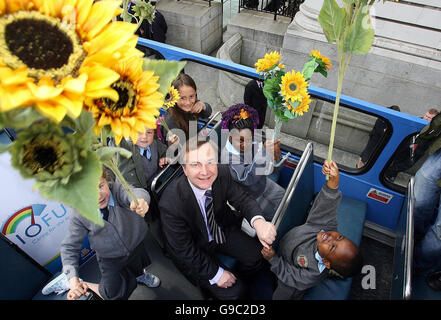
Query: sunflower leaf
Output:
[[133, 1, 156, 25], [301, 58, 317, 82], [2, 107, 45, 130], [342, 5, 375, 54], [96, 146, 132, 162], [36, 151, 104, 226], [284, 108, 297, 119], [274, 109, 290, 122], [75, 110, 95, 137], [142, 59, 187, 96], [318, 0, 346, 44], [263, 77, 281, 102]]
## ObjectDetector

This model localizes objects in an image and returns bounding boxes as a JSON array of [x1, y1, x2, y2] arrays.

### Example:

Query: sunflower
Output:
[[9, 120, 85, 186], [287, 93, 312, 116], [310, 49, 332, 71], [0, 0, 141, 123], [86, 56, 164, 145], [163, 85, 180, 109], [255, 51, 282, 73], [280, 71, 308, 102]]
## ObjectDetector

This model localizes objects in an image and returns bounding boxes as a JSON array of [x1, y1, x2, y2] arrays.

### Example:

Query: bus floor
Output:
[[80, 230, 395, 300], [129, 227, 205, 300], [348, 236, 394, 300]]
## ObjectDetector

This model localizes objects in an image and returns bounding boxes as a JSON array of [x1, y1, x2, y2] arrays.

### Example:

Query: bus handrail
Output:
[[272, 142, 313, 229], [199, 111, 222, 136], [404, 176, 415, 300], [151, 163, 182, 196]]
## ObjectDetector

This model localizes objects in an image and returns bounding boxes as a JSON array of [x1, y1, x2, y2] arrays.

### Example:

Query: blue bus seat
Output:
[[272, 144, 315, 252], [270, 142, 367, 300], [302, 196, 367, 300]]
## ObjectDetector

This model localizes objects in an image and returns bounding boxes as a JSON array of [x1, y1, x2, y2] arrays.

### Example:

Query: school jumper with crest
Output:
[[269, 183, 342, 299]]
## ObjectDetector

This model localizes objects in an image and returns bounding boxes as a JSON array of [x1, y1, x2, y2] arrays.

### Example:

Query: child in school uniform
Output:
[[261, 160, 363, 300], [220, 104, 285, 221], [42, 168, 161, 300], [119, 127, 169, 193]]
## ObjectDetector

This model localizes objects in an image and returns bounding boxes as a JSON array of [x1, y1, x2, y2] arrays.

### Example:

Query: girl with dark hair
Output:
[[220, 104, 285, 222], [160, 73, 212, 144]]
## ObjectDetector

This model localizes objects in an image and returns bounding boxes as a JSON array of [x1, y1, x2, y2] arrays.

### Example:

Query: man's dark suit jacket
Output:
[[159, 164, 264, 283]]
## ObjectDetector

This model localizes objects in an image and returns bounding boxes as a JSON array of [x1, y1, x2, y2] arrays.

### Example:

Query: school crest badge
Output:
[[297, 254, 308, 268]]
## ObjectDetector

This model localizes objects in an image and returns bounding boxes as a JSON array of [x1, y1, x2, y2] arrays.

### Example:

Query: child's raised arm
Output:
[[322, 160, 339, 189]]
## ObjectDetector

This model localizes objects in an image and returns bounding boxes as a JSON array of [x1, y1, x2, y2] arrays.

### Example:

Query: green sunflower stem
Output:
[[121, 0, 133, 23], [273, 116, 283, 141], [326, 51, 351, 180], [99, 126, 138, 207], [106, 160, 139, 207]]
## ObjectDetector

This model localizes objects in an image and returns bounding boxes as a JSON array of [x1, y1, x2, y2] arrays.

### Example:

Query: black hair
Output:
[[228, 118, 255, 132], [330, 249, 363, 279], [389, 105, 400, 112]]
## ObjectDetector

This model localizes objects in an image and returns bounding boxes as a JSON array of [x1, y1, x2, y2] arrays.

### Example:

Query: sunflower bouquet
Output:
[[0, 0, 185, 225], [255, 50, 331, 140]]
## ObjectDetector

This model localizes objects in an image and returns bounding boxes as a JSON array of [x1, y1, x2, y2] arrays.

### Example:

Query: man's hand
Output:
[[261, 246, 275, 261], [253, 218, 277, 249], [322, 160, 339, 189], [67, 277, 88, 300], [159, 157, 169, 168], [216, 270, 237, 289], [130, 198, 149, 217]]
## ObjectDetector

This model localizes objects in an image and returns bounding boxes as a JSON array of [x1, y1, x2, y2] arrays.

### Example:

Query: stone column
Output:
[[156, 0, 223, 55], [281, 0, 441, 116]]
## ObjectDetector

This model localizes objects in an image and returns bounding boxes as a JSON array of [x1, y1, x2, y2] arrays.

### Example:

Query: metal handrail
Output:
[[199, 111, 222, 135], [271, 142, 313, 229], [403, 176, 415, 300], [150, 163, 182, 196]]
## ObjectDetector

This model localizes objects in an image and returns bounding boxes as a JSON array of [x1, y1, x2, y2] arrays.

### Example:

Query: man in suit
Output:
[[159, 137, 277, 299], [244, 79, 267, 130]]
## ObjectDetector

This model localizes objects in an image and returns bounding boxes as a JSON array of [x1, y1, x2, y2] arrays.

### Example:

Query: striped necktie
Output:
[[204, 190, 225, 244], [143, 147, 151, 160]]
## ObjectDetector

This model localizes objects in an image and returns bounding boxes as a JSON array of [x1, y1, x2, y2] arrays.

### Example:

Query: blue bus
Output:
[[0, 38, 438, 301]]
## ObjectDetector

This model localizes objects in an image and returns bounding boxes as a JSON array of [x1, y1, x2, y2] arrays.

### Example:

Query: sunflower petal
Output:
[[76, 0, 94, 29], [62, 73, 88, 94], [27, 81, 64, 101], [83, 65, 120, 92], [34, 101, 67, 123], [0, 66, 31, 86], [81, 0, 122, 40], [84, 22, 138, 56], [85, 88, 119, 101], [53, 94, 83, 119], [0, 86, 33, 111]]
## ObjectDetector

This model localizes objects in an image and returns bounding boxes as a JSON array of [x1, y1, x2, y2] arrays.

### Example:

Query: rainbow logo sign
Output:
[[1, 204, 46, 235]]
